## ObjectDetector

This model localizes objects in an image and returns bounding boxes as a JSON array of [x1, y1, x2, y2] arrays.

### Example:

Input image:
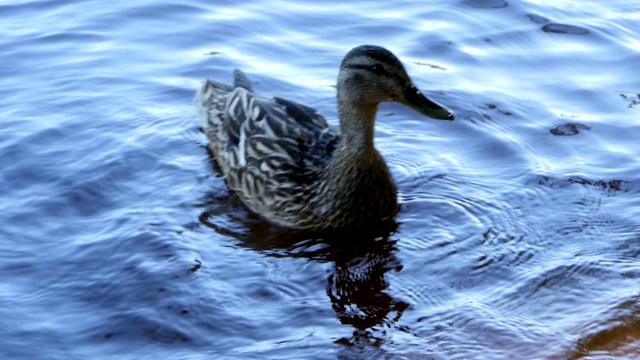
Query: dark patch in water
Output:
[[532, 175, 632, 193], [550, 123, 591, 136], [143, 326, 191, 343], [543, 23, 589, 35], [619, 91, 640, 108], [485, 103, 513, 117], [190, 259, 202, 273], [527, 14, 549, 24], [568, 295, 640, 359], [463, 0, 508, 8]]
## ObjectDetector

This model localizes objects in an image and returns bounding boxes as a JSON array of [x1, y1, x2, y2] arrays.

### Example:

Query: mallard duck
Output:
[[195, 45, 453, 231]]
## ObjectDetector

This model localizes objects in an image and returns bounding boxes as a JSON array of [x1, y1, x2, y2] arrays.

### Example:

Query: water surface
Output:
[[1, 0, 639, 359]]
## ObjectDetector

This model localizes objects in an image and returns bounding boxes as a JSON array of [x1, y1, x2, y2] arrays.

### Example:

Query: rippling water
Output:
[[1, 0, 639, 359]]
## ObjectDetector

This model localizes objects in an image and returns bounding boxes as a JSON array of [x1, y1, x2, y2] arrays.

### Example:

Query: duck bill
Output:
[[400, 84, 454, 121]]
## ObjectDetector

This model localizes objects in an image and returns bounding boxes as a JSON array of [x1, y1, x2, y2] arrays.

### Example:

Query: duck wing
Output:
[[224, 88, 339, 184], [196, 70, 339, 211]]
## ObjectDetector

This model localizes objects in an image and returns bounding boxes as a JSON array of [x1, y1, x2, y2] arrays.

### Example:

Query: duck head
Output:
[[338, 45, 454, 121]]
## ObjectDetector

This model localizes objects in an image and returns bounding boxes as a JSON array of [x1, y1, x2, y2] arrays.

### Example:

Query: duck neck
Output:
[[337, 99, 378, 154]]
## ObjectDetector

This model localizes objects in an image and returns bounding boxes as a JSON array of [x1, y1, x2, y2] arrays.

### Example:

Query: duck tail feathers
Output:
[[233, 69, 253, 91]]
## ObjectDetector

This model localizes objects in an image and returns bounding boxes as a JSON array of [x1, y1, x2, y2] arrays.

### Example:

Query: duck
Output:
[[195, 45, 453, 231]]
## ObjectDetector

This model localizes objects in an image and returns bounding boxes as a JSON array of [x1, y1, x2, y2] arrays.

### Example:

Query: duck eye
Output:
[[370, 65, 384, 74]]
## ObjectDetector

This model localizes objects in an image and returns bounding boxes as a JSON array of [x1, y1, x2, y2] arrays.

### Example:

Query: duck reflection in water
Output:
[[326, 229, 409, 348], [199, 207, 409, 355]]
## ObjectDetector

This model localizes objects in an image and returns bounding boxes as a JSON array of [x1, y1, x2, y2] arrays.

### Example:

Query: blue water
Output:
[[1, 1, 639, 359]]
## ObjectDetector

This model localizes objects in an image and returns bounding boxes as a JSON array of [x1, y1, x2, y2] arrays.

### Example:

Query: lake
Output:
[[1, 0, 639, 359]]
